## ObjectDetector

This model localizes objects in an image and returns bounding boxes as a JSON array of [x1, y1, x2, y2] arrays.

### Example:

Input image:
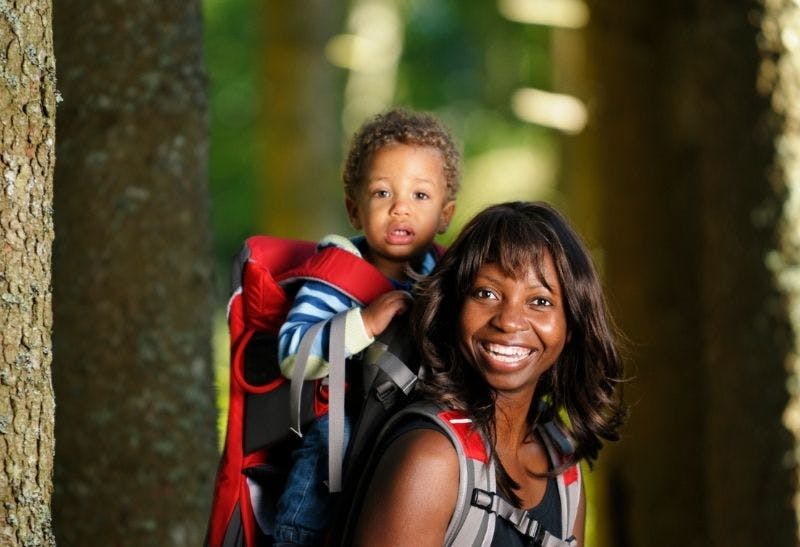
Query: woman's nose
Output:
[[491, 301, 528, 332]]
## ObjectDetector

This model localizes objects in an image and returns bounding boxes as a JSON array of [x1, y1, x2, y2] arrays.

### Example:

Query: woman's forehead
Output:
[[475, 249, 560, 285]]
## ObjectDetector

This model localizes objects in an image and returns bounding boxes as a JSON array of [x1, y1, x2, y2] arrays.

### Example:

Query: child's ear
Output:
[[437, 200, 456, 234], [345, 197, 362, 230]]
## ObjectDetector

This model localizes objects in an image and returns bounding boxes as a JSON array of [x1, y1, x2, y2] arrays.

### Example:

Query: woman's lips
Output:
[[480, 342, 534, 365]]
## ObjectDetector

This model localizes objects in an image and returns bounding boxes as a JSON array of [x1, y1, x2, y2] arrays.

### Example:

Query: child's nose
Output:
[[390, 197, 411, 216]]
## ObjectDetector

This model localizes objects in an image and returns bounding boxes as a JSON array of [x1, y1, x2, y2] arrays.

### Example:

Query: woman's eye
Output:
[[530, 297, 552, 307], [473, 288, 497, 300]]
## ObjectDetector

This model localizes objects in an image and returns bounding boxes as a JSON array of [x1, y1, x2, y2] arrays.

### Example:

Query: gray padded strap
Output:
[[538, 424, 581, 542], [327, 312, 347, 492], [376, 350, 418, 395], [471, 489, 575, 547], [289, 321, 325, 437], [360, 342, 387, 388]]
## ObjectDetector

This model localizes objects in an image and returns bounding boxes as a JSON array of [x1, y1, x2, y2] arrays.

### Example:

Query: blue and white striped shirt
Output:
[[278, 234, 437, 380]]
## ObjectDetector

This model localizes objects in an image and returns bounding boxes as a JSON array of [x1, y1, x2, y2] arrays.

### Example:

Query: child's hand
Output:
[[361, 290, 412, 338]]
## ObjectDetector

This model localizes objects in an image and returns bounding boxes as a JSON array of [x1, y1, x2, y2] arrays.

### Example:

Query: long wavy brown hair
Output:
[[412, 201, 626, 502]]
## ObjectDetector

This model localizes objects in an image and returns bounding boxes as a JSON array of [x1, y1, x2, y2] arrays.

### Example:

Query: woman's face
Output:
[[458, 253, 568, 397]]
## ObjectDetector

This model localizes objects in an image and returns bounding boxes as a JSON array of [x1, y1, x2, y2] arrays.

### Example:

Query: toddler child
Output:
[[272, 108, 461, 546]]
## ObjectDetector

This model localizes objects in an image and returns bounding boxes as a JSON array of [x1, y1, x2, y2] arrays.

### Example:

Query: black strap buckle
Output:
[[528, 522, 546, 546], [373, 380, 396, 403], [470, 488, 496, 512]]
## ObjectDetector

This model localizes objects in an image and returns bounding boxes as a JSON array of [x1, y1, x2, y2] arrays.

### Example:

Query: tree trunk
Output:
[[260, 1, 346, 239], [52, 2, 217, 545], [563, 1, 798, 545], [0, 2, 57, 546]]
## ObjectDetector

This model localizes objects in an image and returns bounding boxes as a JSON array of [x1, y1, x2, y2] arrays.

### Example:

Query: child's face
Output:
[[346, 143, 455, 277]]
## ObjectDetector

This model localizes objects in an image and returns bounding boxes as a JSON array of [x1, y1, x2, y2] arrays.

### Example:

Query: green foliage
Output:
[[202, 0, 558, 279], [203, 0, 262, 297], [398, 0, 552, 152]]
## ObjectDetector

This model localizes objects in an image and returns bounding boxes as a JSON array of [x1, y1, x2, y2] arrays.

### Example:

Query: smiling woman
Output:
[[347, 201, 626, 547], [460, 259, 568, 396]]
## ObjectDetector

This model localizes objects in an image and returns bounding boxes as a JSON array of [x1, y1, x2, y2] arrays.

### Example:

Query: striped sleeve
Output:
[[278, 280, 373, 380]]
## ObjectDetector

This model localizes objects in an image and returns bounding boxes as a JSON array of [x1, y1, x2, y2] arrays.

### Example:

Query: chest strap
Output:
[[470, 489, 577, 547]]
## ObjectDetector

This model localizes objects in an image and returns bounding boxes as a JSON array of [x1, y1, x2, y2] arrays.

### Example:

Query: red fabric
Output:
[[278, 245, 393, 305], [206, 293, 246, 547], [240, 474, 258, 546], [438, 410, 489, 464], [563, 464, 579, 486], [207, 236, 398, 547]]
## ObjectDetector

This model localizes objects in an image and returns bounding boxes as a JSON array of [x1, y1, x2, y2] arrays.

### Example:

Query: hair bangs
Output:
[[484, 211, 553, 290]]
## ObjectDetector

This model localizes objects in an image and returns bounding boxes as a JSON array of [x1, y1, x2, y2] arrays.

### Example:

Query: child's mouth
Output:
[[386, 227, 415, 245]]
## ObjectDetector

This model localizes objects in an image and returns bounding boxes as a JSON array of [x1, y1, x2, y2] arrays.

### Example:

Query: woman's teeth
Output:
[[483, 343, 532, 363]]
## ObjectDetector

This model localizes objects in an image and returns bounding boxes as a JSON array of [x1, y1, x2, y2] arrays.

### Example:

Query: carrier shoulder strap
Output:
[[278, 245, 393, 305], [282, 244, 394, 493], [382, 404, 581, 547], [379, 402, 497, 547], [538, 422, 582, 545]]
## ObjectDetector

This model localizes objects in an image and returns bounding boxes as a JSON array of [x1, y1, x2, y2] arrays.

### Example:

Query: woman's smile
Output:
[[480, 341, 534, 366], [459, 256, 568, 394]]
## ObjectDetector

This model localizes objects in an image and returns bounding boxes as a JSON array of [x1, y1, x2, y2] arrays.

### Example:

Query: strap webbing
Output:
[[360, 342, 387, 389], [471, 489, 576, 547], [375, 350, 417, 395], [327, 313, 347, 492], [287, 312, 356, 492], [289, 321, 325, 437]]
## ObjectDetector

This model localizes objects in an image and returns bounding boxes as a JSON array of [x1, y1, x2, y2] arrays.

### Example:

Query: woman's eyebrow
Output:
[[475, 273, 551, 290]]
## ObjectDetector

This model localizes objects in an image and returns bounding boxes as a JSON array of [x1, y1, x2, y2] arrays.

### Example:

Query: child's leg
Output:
[[273, 414, 351, 546]]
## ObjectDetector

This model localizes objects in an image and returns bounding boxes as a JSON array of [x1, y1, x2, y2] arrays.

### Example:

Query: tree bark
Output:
[[52, 2, 217, 544], [563, 1, 798, 544], [760, 0, 800, 541], [0, 1, 57, 545]]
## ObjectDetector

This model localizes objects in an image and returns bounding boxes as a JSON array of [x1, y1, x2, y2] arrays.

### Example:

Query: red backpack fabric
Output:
[[206, 235, 393, 547]]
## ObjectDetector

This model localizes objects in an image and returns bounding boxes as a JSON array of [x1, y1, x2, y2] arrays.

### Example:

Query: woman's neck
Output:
[[493, 390, 535, 446]]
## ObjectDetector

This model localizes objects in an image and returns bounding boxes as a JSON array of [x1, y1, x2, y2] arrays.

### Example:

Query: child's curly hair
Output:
[[343, 108, 461, 201]]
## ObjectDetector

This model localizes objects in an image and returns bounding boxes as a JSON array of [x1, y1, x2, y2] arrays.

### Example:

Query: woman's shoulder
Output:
[[380, 409, 461, 480], [353, 417, 459, 546], [389, 425, 458, 465], [392, 403, 491, 464]]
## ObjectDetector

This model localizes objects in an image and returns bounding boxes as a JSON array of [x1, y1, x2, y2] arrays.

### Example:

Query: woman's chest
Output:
[[498, 440, 551, 508]]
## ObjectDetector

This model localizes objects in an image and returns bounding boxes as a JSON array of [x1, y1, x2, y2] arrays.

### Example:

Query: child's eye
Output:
[[373, 189, 391, 198], [413, 191, 429, 200]]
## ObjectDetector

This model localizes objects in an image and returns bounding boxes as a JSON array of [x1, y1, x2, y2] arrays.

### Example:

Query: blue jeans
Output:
[[273, 414, 351, 546]]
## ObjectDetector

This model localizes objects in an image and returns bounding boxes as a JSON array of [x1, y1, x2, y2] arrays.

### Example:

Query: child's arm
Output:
[[278, 281, 409, 380]]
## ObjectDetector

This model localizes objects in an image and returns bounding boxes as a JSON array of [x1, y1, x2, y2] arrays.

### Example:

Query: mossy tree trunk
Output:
[[0, 2, 57, 545], [52, 2, 217, 544], [562, 1, 797, 545]]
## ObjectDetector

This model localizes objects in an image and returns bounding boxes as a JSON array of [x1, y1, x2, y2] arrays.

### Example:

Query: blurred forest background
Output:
[[4, 0, 800, 546], [205, 0, 563, 283]]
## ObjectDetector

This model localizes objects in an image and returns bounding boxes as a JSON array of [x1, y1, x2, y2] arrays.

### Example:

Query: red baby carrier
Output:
[[205, 235, 394, 547], [206, 237, 581, 546]]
